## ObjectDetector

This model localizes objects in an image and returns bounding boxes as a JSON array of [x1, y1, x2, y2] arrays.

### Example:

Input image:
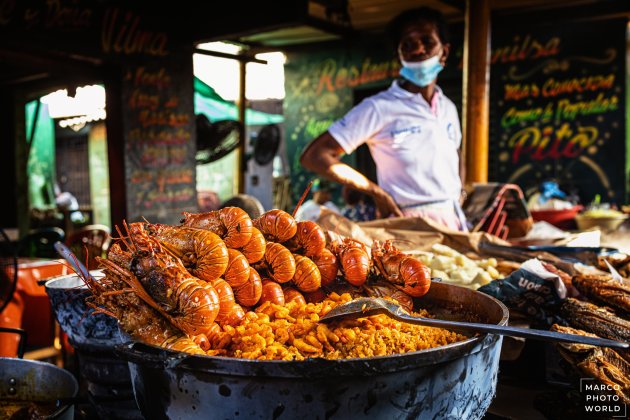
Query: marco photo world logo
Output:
[[580, 378, 626, 417]]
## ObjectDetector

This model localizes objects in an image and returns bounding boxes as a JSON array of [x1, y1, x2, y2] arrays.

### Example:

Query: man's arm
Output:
[[300, 132, 402, 217]]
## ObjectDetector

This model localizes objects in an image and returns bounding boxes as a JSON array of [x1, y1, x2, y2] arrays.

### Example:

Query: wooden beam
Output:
[[303, 16, 354, 37], [0, 47, 103, 92], [463, 0, 491, 184], [0, 73, 49, 87], [193, 48, 267, 64], [191, 0, 309, 43], [0, 46, 101, 71], [437, 0, 466, 11], [492, 0, 630, 22], [238, 61, 246, 194], [104, 76, 127, 230], [23, 346, 60, 361]]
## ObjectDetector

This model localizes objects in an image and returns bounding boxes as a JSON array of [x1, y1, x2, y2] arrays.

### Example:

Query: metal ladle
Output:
[[53, 241, 96, 282], [319, 297, 629, 349]]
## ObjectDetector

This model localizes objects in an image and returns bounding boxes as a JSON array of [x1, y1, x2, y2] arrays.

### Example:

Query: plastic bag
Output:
[[478, 259, 567, 325]]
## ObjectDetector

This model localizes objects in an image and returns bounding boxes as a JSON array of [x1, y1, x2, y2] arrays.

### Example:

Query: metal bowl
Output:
[[575, 213, 628, 231], [117, 282, 509, 420], [45, 271, 121, 350], [0, 357, 78, 420]]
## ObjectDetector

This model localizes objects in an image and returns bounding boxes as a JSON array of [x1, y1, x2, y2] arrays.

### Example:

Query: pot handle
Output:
[[115, 342, 191, 369], [37, 272, 72, 287], [0, 327, 27, 358]]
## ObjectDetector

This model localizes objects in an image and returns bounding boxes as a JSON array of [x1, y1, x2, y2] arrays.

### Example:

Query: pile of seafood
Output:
[[598, 253, 630, 279], [83, 208, 465, 359], [552, 273, 630, 403]]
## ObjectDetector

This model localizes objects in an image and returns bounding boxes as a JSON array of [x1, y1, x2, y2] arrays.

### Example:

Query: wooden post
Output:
[[104, 77, 127, 230], [463, 0, 491, 184], [238, 61, 247, 194]]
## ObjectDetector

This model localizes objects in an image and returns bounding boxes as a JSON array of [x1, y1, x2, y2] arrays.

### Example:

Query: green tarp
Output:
[[26, 101, 56, 208], [194, 77, 284, 125]]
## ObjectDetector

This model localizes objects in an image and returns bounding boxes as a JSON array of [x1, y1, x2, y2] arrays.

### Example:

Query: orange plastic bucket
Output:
[[16, 259, 69, 347], [0, 294, 24, 357]]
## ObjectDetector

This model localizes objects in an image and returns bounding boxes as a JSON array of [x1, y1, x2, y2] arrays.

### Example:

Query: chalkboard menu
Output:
[[489, 19, 627, 205], [121, 53, 197, 224], [0, 2, 172, 59]]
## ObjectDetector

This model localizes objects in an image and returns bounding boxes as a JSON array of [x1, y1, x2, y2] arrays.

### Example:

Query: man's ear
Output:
[[440, 43, 450, 66]]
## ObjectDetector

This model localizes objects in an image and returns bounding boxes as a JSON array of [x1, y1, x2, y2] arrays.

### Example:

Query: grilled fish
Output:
[[561, 298, 630, 343], [573, 274, 630, 315], [598, 255, 630, 279], [551, 324, 629, 404]]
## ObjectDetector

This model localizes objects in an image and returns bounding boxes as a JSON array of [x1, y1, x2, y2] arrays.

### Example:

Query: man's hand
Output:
[[459, 188, 468, 206], [300, 132, 404, 218], [372, 190, 403, 218]]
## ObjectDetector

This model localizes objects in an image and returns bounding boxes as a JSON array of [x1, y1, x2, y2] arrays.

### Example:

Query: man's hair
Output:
[[386, 6, 450, 48]]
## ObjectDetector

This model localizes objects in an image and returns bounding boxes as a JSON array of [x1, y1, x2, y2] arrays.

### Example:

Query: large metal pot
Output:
[[117, 282, 509, 420], [0, 357, 78, 420], [45, 271, 119, 350], [45, 273, 142, 420]]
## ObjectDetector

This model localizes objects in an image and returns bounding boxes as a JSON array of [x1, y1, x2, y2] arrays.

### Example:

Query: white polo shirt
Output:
[[328, 81, 462, 207]]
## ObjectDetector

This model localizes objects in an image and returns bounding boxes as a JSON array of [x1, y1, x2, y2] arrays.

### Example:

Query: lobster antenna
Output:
[[119, 220, 138, 252], [292, 180, 314, 218], [115, 223, 131, 251], [83, 244, 91, 272], [123, 220, 135, 250]]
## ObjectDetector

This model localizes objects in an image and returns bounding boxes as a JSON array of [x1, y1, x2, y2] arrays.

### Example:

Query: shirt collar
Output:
[[389, 80, 443, 107]]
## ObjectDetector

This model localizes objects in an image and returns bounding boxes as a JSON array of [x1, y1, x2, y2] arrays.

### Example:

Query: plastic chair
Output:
[[65, 224, 111, 270], [462, 183, 532, 240], [17, 227, 65, 259]]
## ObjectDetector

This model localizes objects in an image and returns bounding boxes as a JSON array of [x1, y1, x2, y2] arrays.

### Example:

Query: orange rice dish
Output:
[[210, 292, 468, 361]]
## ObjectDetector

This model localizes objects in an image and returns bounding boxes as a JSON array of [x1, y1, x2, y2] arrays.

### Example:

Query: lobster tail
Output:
[[253, 209, 298, 243]]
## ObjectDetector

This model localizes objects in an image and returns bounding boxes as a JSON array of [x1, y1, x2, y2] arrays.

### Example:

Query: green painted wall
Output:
[[283, 37, 399, 206], [88, 122, 111, 227]]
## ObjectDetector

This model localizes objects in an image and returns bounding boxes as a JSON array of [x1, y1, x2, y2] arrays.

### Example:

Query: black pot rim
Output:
[[119, 331, 501, 378]]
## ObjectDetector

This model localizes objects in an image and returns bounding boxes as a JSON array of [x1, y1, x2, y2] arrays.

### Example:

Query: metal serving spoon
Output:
[[53, 241, 96, 282], [319, 297, 629, 350]]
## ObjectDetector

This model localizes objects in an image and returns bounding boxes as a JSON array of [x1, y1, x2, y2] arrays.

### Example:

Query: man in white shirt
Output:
[[300, 7, 466, 230]]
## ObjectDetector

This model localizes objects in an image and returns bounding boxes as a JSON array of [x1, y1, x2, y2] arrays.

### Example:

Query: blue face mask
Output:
[[399, 54, 444, 87]]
